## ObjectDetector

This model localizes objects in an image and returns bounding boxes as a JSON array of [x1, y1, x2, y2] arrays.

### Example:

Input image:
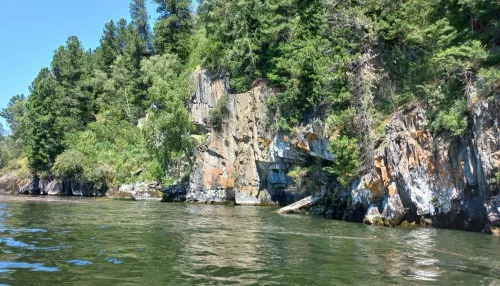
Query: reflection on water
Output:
[[0, 261, 59, 273], [0, 196, 499, 285]]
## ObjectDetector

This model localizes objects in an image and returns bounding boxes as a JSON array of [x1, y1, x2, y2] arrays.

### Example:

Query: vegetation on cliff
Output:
[[1, 0, 499, 189]]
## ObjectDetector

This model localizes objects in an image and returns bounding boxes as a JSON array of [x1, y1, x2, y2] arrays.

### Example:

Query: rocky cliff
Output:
[[328, 96, 500, 233], [182, 69, 500, 234], [186, 70, 334, 205]]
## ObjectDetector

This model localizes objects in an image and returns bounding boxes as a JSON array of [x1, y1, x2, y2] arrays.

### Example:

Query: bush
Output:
[[64, 121, 161, 186], [432, 99, 468, 136], [492, 171, 500, 186], [477, 68, 500, 98], [209, 95, 230, 131], [83, 164, 113, 189], [325, 135, 360, 186], [52, 150, 86, 179]]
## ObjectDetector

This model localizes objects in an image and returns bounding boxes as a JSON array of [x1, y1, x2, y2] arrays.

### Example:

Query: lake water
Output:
[[0, 196, 499, 285]]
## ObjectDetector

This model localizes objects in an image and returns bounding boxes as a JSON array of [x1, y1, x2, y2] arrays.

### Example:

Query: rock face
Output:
[[345, 97, 500, 231], [0, 172, 109, 197], [161, 183, 188, 202], [0, 171, 28, 194], [187, 70, 334, 205]]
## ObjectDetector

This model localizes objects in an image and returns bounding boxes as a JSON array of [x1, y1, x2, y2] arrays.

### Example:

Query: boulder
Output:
[[161, 183, 188, 202], [107, 182, 162, 200]]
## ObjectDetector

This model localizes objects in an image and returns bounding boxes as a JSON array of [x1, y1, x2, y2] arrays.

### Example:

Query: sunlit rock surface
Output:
[[187, 70, 334, 205], [349, 97, 499, 231]]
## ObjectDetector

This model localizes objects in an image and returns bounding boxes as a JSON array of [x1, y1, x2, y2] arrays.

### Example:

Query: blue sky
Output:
[[0, 0, 163, 129]]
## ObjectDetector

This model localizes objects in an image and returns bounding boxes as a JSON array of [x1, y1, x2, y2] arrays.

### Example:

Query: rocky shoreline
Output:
[[2, 69, 499, 236]]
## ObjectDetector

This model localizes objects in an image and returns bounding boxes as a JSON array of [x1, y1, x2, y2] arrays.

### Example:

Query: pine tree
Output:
[[98, 20, 119, 74], [130, 0, 152, 52], [116, 19, 129, 53], [153, 0, 193, 62], [0, 94, 27, 141], [51, 36, 94, 133], [26, 68, 64, 172]]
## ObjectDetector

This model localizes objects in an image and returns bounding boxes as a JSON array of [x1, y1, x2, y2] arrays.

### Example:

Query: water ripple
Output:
[[66, 260, 93, 266], [0, 261, 59, 272]]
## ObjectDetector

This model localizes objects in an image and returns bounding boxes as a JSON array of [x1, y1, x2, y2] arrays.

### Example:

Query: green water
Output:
[[0, 196, 499, 285]]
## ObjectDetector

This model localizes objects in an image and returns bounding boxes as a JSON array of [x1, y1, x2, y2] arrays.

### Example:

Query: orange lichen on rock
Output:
[[258, 138, 272, 150], [388, 182, 397, 196], [221, 176, 235, 188], [306, 132, 318, 145], [294, 141, 309, 152]]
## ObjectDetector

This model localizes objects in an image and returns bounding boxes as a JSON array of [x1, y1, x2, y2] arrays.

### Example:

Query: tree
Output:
[[51, 36, 94, 133], [98, 20, 120, 74], [0, 94, 27, 141], [130, 0, 152, 52], [25, 68, 64, 172], [153, 0, 193, 62], [141, 54, 195, 167], [98, 55, 140, 122], [198, 0, 267, 92]]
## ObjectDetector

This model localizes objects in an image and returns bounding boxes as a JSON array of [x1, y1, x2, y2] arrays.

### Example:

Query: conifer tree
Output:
[[25, 68, 64, 172], [51, 36, 94, 132], [130, 0, 152, 52], [98, 20, 119, 74], [153, 0, 193, 62]]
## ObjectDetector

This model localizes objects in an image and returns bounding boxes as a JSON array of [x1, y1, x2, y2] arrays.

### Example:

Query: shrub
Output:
[[64, 121, 160, 186], [52, 150, 86, 179], [325, 135, 360, 186], [492, 171, 500, 186], [477, 68, 500, 98], [83, 164, 113, 190], [432, 99, 468, 136], [209, 95, 230, 131]]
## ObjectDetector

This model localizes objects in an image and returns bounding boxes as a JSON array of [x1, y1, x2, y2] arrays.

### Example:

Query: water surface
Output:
[[0, 196, 499, 285]]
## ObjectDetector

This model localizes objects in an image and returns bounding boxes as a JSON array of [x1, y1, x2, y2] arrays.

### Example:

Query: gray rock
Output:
[[162, 183, 188, 202], [105, 182, 162, 200], [41, 179, 62, 196], [0, 171, 25, 194], [348, 96, 500, 231], [187, 70, 334, 206]]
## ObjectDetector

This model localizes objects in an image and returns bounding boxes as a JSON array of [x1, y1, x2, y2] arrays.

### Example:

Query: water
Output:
[[0, 196, 499, 285]]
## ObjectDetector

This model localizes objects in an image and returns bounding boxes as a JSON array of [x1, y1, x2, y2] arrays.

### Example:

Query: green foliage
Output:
[[477, 68, 500, 98], [130, 0, 152, 52], [0, 137, 22, 170], [272, 117, 294, 134], [52, 150, 85, 179], [153, 0, 193, 62], [492, 171, 500, 186], [199, 0, 267, 92], [62, 121, 158, 186], [432, 99, 468, 136], [51, 36, 95, 133], [97, 20, 122, 74], [209, 95, 229, 131], [3, 0, 500, 190], [325, 135, 360, 186], [0, 94, 27, 141], [141, 54, 195, 167], [25, 68, 65, 172]]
